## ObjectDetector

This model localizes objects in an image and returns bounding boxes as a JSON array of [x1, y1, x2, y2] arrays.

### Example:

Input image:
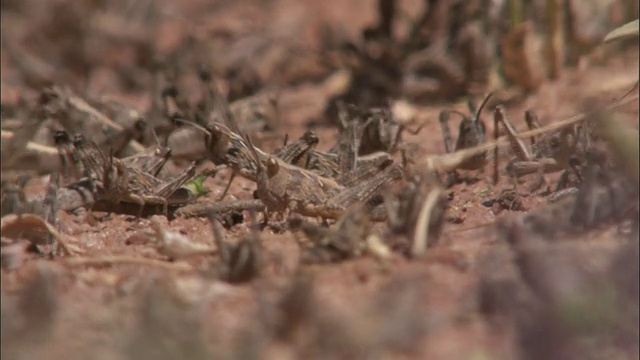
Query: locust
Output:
[[209, 211, 263, 283], [331, 102, 424, 156], [243, 131, 403, 222], [383, 169, 448, 257], [39, 85, 146, 157], [274, 130, 320, 168], [165, 75, 399, 198], [492, 106, 586, 192], [513, 148, 638, 236], [173, 126, 394, 220], [275, 124, 394, 182], [64, 135, 197, 218], [2, 86, 150, 174], [438, 93, 493, 186], [176, 117, 394, 201], [288, 203, 372, 264]]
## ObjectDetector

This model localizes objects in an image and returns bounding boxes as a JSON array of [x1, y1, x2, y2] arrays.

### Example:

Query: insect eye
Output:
[[53, 131, 70, 145], [304, 131, 319, 144], [266, 158, 279, 177]]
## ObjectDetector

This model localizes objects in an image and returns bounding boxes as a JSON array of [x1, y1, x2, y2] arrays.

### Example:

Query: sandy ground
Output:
[[1, 1, 639, 359]]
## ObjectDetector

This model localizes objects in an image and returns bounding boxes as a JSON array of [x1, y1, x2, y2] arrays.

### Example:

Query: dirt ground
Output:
[[1, 1, 639, 359]]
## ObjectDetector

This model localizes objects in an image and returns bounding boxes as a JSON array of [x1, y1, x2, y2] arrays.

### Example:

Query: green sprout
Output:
[[184, 176, 211, 198]]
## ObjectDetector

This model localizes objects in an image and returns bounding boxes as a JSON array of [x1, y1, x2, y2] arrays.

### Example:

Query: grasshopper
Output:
[[332, 102, 424, 156], [274, 131, 320, 168], [176, 118, 394, 202], [39, 85, 146, 157], [503, 148, 638, 237], [274, 124, 394, 183], [209, 211, 263, 283], [173, 126, 394, 220], [67, 135, 197, 218], [384, 169, 448, 257], [288, 203, 372, 264], [243, 131, 403, 222], [438, 93, 493, 186], [492, 106, 584, 192]]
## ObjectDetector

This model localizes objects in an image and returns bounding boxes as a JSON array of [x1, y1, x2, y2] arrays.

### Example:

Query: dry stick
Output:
[[175, 199, 265, 218], [1, 131, 59, 154], [64, 256, 193, 271], [422, 94, 639, 173], [546, 0, 564, 79], [492, 109, 500, 185]]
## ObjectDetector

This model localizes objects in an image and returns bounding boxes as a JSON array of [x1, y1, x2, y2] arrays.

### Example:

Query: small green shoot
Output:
[[184, 176, 211, 198]]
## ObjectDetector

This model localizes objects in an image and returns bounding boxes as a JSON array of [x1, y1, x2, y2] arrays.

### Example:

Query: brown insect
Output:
[[288, 203, 372, 264], [332, 102, 423, 156], [508, 149, 638, 237], [274, 131, 320, 168], [39, 85, 146, 157], [438, 93, 493, 186], [244, 131, 403, 222], [384, 169, 448, 257], [209, 211, 263, 284], [68, 135, 196, 218], [177, 117, 395, 202], [173, 126, 394, 220], [278, 115, 395, 182], [492, 106, 585, 192]]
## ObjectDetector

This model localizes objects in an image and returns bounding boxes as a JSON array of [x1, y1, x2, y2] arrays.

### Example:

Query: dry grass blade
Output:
[[366, 233, 393, 260], [411, 186, 444, 257], [603, 19, 639, 44]]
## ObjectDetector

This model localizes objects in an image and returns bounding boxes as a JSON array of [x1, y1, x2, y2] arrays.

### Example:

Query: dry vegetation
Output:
[[1, 0, 639, 359]]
